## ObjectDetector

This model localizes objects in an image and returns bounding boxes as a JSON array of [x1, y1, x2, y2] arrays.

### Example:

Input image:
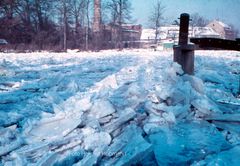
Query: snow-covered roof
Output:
[[141, 26, 184, 41], [217, 21, 231, 28], [141, 25, 223, 40], [141, 29, 156, 40], [209, 20, 231, 29], [193, 27, 221, 38]]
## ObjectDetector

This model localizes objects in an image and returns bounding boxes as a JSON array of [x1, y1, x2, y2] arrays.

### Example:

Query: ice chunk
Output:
[[149, 122, 230, 165], [75, 96, 92, 112], [148, 114, 165, 124], [126, 83, 142, 97], [211, 121, 240, 133], [74, 147, 107, 166], [116, 66, 139, 86], [144, 103, 175, 124], [192, 146, 240, 166], [105, 124, 142, 158], [147, 93, 161, 104], [191, 98, 215, 116], [144, 101, 165, 116], [197, 69, 225, 85], [103, 108, 136, 133], [73, 152, 98, 166], [173, 62, 184, 75], [143, 123, 167, 135], [83, 132, 111, 151], [99, 115, 113, 124], [166, 104, 190, 119], [206, 113, 240, 122], [95, 74, 118, 90], [114, 133, 152, 166], [54, 149, 84, 166], [66, 80, 79, 94], [11, 135, 83, 165], [170, 89, 187, 105], [81, 127, 96, 137], [183, 75, 205, 94], [35, 152, 59, 166], [162, 111, 176, 124], [155, 85, 172, 101], [0, 112, 23, 127], [26, 111, 83, 142], [90, 99, 116, 119], [0, 128, 25, 157], [0, 137, 25, 157], [84, 117, 101, 131]]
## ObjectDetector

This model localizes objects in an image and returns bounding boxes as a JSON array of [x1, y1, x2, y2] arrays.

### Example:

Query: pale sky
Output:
[[131, 0, 240, 31]]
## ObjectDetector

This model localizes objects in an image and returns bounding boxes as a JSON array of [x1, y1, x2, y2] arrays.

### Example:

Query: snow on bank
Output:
[[0, 49, 240, 165]]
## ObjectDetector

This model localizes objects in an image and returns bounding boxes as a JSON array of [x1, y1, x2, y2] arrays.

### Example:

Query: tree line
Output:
[[1, 0, 238, 52], [0, 0, 132, 52]]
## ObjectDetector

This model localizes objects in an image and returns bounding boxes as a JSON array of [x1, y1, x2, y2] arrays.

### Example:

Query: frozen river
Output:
[[0, 49, 240, 165]]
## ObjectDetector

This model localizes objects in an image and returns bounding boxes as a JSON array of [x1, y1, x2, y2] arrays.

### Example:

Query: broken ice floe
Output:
[[1, 51, 240, 165]]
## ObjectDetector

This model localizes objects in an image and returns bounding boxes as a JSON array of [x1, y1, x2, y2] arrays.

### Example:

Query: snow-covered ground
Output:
[[0, 49, 240, 166]]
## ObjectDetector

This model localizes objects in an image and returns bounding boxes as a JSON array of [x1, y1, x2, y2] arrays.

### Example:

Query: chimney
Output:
[[93, 0, 101, 32]]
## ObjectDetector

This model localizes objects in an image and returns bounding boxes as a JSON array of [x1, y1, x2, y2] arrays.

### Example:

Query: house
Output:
[[192, 27, 221, 38], [102, 24, 142, 49], [140, 26, 182, 49], [207, 20, 235, 39], [122, 24, 142, 48], [140, 25, 222, 49]]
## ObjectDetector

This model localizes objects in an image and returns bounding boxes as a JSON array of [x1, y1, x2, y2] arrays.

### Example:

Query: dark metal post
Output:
[[173, 13, 195, 75], [179, 13, 189, 45]]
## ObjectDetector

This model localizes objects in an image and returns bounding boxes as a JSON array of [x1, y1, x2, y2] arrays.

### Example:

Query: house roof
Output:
[[193, 27, 221, 38], [209, 20, 231, 29], [140, 29, 156, 40]]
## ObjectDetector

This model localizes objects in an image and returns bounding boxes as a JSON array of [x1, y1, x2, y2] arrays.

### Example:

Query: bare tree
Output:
[[107, 0, 132, 48], [107, 0, 131, 25], [191, 13, 209, 27], [69, 0, 85, 48], [57, 0, 72, 51], [63, 0, 67, 51], [149, 0, 165, 44], [85, 0, 91, 50]]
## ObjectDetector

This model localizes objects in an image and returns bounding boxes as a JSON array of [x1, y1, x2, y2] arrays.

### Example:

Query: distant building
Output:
[[207, 20, 235, 39], [122, 24, 142, 48], [140, 29, 157, 41], [193, 27, 221, 38], [140, 26, 180, 49], [140, 25, 222, 49], [102, 24, 142, 49], [141, 26, 184, 49]]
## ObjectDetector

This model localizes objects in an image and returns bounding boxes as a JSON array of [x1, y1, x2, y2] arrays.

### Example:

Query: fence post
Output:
[[173, 13, 195, 75]]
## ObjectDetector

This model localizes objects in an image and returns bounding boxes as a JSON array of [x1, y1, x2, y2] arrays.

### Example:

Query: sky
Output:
[[131, 0, 240, 31]]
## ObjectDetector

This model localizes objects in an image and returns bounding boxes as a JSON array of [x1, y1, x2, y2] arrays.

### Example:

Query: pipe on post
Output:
[[173, 13, 195, 75]]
